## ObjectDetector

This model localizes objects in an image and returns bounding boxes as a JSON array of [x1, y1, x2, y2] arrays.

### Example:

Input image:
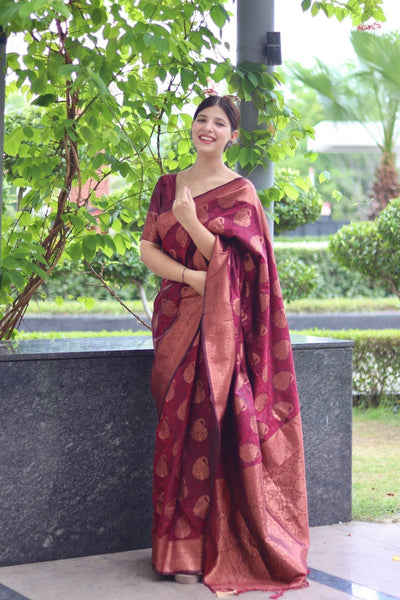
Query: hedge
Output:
[[293, 329, 400, 407], [274, 243, 388, 299], [40, 242, 388, 303]]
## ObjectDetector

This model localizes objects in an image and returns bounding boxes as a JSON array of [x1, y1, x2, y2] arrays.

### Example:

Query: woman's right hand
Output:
[[185, 269, 207, 296]]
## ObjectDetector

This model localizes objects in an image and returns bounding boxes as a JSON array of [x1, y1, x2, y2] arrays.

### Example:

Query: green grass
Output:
[[24, 295, 400, 316], [25, 298, 147, 315], [286, 296, 400, 314], [352, 407, 400, 522], [15, 330, 151, 340]]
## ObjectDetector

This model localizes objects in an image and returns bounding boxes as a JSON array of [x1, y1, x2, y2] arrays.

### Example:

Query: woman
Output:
[[140, 95, 309, 596]]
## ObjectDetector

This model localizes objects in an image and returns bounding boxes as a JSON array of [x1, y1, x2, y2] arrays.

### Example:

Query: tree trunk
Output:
[[368, 152, 400, 220]]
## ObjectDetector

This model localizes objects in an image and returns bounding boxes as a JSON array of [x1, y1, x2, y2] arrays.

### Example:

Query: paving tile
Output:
[[0, 523, 399, 600], [308, 521, 400, 598]]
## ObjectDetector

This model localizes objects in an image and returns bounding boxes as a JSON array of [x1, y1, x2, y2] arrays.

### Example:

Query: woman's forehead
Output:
[[195, 105, 228, 121]]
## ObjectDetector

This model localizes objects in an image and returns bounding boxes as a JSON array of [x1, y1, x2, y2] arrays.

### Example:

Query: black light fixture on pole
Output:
[[236, 0, 280, 236], [0, 26, 7, 283]]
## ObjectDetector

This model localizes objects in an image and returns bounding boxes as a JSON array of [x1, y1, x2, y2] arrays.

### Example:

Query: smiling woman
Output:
[[139, 96, 310, 596]]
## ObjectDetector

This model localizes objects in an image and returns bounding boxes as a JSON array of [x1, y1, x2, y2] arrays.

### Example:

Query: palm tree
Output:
[[290, 30, 400, 219]]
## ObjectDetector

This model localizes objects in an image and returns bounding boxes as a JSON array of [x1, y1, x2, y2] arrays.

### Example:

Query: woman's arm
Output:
[[140, 240, 207, 296]]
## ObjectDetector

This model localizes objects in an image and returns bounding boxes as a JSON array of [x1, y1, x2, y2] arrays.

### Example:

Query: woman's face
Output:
[[191, 105, 238, 155]]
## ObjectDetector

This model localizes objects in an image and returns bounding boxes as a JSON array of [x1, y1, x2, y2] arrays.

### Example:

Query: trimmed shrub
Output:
[[293, 328, 400, 407], [277, 259, 318, 303], [275, 243, 389, 299], [329, 198, 400, 299]]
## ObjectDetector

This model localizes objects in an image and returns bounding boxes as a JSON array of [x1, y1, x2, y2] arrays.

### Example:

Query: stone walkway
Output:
[[0, 521, 399, 600]]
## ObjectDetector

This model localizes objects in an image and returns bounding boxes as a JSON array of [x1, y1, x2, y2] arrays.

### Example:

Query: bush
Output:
[[329, 198, 400, 299], [275, 242, 389, 299], [293, 328, 400, 407], [40, 246, 154, 303], [277, 259, 317, 303]]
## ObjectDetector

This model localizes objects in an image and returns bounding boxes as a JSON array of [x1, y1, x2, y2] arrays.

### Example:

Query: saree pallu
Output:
[[141, 174, 309, 595]]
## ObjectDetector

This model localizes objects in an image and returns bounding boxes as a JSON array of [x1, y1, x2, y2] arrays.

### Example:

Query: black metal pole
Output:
[[0, 27, 7, 280], [237, 0, 277, 235]]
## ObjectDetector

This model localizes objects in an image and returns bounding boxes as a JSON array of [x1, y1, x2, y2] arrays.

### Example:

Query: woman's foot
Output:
[[174, 573, 201, 584]]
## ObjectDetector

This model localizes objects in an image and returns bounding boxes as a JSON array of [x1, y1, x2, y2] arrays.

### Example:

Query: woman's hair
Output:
[[193, 95, 240, 131]]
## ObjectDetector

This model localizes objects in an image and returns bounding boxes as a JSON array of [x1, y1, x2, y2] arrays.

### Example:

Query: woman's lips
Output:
[[199, 135, 215, 143]]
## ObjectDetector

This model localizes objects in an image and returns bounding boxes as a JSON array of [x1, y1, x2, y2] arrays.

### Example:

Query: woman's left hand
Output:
[[173, 186, 198, 229]]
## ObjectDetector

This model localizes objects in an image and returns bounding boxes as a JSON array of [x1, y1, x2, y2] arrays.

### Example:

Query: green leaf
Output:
[[68, 242, 83, 262], [91, 7, 103, 25], [319, 171, 331, 183], [213, 62, 230, 82], [84, 296, 96, 310], [58, 64, 80, 77], [210, 5, 229, 28], [84, 234, 98, 250], [311, 2, 321, 17], [31, 94, 58, 107], [113, 234, 127, 254], [18, 211, 32, 226], [30, 263, 49, 279], [154, 36, 169, 53], [104, 128, 120, 146], [82, 241, 96, 262], [283, 183, 300, 200], [50, 0, 71, 19]]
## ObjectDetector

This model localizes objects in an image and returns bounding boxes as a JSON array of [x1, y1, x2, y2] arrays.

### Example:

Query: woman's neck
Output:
[[190, 155, 230, 179]]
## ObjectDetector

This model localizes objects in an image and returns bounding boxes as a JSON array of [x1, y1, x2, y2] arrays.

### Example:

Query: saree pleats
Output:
[[141, 174, 309, 593]]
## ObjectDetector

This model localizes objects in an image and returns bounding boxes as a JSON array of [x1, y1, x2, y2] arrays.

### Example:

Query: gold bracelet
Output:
[[181, 266, 187, 283]]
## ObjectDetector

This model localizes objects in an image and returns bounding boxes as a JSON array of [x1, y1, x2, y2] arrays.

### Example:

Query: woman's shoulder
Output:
[[237, 176, 256, 189], [150, 173, 177, 212], [156, 172, 177, 188], [153, 173, 177, 198], [233, 177, 259, 200]]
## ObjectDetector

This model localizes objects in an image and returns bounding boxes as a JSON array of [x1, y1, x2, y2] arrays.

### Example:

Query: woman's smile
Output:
[[198, 134, 216, 144]]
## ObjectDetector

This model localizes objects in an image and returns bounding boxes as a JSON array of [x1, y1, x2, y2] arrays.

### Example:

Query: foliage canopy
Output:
[[0, 0, 387, 338]]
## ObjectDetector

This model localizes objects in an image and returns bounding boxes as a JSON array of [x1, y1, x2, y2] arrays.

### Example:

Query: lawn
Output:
[[352, 407, 400, 522]]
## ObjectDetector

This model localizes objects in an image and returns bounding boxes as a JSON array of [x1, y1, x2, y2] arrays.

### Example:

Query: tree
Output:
[[0, 0, 235, 338], [281, 69, 380, 221], [290, 29, 400, 219], [0, 0, 387, 339], [329, 198, 400, 299], [300, 0, 385, 23]]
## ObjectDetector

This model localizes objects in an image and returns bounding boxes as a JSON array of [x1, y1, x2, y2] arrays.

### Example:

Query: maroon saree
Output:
[[141, 174, 309, 595]]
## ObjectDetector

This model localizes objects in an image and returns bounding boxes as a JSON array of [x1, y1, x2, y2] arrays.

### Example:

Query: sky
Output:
[[274, 0, 400, 66], [223, 0, 400, 67], [275, 0, 400, 67]]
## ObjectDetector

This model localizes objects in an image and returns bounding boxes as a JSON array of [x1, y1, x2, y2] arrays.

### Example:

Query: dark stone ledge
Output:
[[0, 333, 351, 360], [0, 334, 353, 566]]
